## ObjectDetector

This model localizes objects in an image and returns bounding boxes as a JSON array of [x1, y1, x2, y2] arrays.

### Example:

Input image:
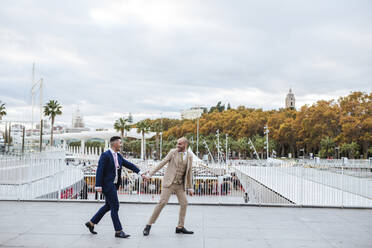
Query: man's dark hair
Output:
[[110, 136, 121, 143]]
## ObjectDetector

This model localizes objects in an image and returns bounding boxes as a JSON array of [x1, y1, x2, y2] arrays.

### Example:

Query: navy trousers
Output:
[[90, 186, 122, 231]]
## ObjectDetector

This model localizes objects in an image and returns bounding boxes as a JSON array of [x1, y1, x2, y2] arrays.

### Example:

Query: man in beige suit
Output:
[[143, 137, 194, 236]]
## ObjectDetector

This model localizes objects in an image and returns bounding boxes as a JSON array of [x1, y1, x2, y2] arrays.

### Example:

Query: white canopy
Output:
[[27, 128, 156, 141]]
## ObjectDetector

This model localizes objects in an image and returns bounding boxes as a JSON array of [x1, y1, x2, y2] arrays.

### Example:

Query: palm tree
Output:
[[0, 101, 6, 120], [236, 137, 248, 159], [340, 142, 360, 159], [319, 136, 335, 158], [114, 117, 131, 152], [136, 120, 151, 160], [43, 100, 62, 147]]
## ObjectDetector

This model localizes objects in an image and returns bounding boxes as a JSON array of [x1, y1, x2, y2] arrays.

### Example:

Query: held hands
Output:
[[141, 171, 151, 181], [96, 187, 102, 193]]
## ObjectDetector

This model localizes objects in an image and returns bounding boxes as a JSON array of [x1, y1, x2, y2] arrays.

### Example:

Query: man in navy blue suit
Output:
[[85, 136, 149, 238]]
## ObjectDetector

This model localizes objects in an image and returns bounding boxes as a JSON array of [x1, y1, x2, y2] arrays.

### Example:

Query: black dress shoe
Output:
[[143, 225, 151, 236], [115, 231, 130, 238], [85, 222, 97, 234], [175, 227, 194, 234]]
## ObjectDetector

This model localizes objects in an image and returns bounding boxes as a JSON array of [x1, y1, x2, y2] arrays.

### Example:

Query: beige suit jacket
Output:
[[149, 148, 193, 189]]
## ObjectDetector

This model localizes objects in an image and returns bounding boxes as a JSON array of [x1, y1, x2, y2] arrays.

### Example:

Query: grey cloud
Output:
[[0, 0, 371, 127]]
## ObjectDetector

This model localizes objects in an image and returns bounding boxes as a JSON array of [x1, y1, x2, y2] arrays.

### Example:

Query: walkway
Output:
[[0, 201, 371, 248]]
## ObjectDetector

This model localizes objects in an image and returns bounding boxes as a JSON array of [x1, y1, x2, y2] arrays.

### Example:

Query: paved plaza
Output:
[[0, 201, 371, 248]]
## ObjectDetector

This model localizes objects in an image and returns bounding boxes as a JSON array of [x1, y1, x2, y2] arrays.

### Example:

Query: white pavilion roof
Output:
[[27, 128, 156, 141]]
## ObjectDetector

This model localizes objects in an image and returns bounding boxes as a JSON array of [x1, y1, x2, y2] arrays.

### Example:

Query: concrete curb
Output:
[[1, 199, 371, 209]]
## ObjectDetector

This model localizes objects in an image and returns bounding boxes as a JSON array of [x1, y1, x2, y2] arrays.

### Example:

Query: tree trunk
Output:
[[363, 141, 368, 159], [51, 117, 54, 147], [156, 133, 159, 160], [281, 145, 284, 157], [4, 123, 7, 144], [121, 129, 124, 153], [142, 132, 145, 160], [8, 122, 11, 151]]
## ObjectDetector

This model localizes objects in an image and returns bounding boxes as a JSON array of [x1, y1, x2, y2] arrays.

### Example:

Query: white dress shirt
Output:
[[95, 149, 142, 191]]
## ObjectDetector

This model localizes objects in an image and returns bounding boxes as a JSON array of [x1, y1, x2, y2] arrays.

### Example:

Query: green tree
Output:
[[368, 147, 372, 157], [319, 136, 335, 158], [295, 100, 340, 155], [114, 117, 131, 152], [340, 142, 360, 159], [163, 139, 177, 156], [43, 100, 62, 147], [69, 141, 81, 147], [86, 140, 104, 149], [209, 101, 225, 113], [125, 139, 141, 157], [0, 101, 6, 120], [252, 134, 265, 159], [234, 137, 250, 158], [115, 91, 371, 159], [338, 92, 372, 158]]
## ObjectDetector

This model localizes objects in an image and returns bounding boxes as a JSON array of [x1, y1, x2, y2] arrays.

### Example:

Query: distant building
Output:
[[127, 113, 133, 124], [53, 125, 66, 134], [10, 124, 25, 144], [181, 106, 206, 120], [0, 131, 4, 144], [36, 120, 50, 131], [285, 89, 296, 110], [66, 107, 89, 133], [95, 128, 109, 132], [72, 107, 85, 128]]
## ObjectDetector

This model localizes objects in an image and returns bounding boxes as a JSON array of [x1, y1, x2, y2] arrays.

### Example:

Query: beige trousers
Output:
[[148, 183, 188, 227]]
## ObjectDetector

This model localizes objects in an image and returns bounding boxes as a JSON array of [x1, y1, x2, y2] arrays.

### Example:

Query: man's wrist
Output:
[[95, 186, 102, 190]]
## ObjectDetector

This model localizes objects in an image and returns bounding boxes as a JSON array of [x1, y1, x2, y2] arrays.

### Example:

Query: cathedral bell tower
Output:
[[285, 89, 296, 110]]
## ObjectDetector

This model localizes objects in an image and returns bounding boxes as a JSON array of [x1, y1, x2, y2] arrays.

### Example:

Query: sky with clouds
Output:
[[0, 0, 371, 128]]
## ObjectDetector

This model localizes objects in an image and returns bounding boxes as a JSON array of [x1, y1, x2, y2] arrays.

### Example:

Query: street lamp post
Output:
[[189, 106, 203, 158], [160, 113, 163, 160], [225, 133, 228, 164], [216, 129, 220, 163], [31, 63, 43, 151], [160, 132, 163, 160], [264, 125, 269, 159], [196, 117, 199, 158]]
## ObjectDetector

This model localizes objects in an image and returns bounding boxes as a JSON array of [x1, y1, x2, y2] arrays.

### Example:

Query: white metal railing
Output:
[[75, 159, 372, 207], [233, 162, 372, 207], [0, 151, 84, 200], [1, 150, 371, 208]]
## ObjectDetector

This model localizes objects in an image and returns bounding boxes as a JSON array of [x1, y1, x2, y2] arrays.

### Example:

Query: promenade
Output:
[[0, 201, 371, 248]]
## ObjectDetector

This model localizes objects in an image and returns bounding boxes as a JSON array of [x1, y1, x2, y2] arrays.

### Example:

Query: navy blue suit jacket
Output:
[[95, 150, 140, 192]]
